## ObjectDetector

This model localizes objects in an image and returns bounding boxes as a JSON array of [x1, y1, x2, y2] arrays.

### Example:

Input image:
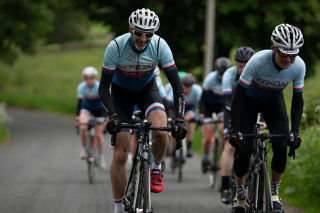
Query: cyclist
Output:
[[98, 8, 187, 213], [74, 66, 107, 170], [166, 72, 202, 159], [229, 23, 305, 213], [220, 47, 255, 204], [199, 57, 231, 174]]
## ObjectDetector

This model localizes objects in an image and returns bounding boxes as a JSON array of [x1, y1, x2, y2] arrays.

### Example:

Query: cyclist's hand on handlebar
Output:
[[288, 131, 301, 149], [228, 128, 244, 149], [107, 114, 122, 134], [171, 118, 187, 140]]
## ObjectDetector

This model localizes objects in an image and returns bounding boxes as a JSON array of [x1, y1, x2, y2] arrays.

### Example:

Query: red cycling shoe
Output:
[[151, 169, 164, 193]]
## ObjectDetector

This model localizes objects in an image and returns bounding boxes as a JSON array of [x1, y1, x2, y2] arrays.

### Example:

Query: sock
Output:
[[187, 140, 192, 149], [114, 198, 124, 213], [271, 181, 281, 196], [221, 176, 230, 191], [235, 184, 245, 200], [202, 155, 208, 161], [151, 160, 161, 170]]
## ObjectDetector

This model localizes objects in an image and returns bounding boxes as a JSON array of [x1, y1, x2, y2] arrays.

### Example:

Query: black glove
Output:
[[171, 119, 187, 140], [107, 114, 122, 135], [288, 131, 301, 149], [228, 128, 244, 149]]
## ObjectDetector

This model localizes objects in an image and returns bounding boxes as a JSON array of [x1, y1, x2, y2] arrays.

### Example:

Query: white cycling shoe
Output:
[[79, 148, 87, 159]]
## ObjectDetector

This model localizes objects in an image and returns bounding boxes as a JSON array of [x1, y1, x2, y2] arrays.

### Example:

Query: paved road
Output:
[[0, 108, 301, 213]]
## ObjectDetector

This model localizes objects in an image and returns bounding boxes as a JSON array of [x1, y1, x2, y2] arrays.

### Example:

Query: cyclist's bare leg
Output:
[[220, 140, 235, 176], [94, 120, 106, 154], [202, 123, 214, 156], [218, 122, 225, 150], [79, 111, 90, 146], [271, 169, 283, 183], [147, 109, 168, 163], [184, 113, 194, 142], [129, 132, 137, 158], [110, 132, 130, 199]]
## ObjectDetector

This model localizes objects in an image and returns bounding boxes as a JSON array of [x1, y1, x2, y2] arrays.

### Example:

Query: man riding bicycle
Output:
[[220, 47, 255, 204], [74, 66, 107, 170], [98, 8, 187, 213], [199, 57, 231, 174], [229, 23, 305, 213]]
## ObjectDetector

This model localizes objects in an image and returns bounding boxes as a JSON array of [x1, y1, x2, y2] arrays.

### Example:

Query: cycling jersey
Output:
[[102, 33, 176, 92], [77, 81, 104, 112], [202, 71, 223, 104], [238, 50, 305, 102], [165, 83, 202, 111], [222, 66, 239, 96], [99, 33, 185, 119]]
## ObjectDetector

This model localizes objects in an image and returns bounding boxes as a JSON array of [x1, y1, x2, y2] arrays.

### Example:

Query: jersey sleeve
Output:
[[292, 58, 306, 93], [77, 83, 84, 99], [157, 38, 176, 72], [194, 84, 203, 102], [102, 40, 119, 75], [238, 59, 257, 88], [222, 70, 234, 95], [202, 73, 213, 90]]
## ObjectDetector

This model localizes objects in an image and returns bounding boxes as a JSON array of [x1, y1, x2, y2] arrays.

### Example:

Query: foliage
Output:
[[80, 0, 320, 78], [0, 0, 90, 64]]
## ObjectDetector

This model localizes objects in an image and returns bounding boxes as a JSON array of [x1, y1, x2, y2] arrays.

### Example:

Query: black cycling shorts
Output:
[[234, 92, 289, 177], [111, 79, 165, 123], [202, 102, 224, 118]]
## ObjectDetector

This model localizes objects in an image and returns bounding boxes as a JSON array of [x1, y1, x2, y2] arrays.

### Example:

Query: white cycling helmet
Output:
[[128, 8, 160, 33], [271, 23, 304, 54], [82, 66, 98, 77]]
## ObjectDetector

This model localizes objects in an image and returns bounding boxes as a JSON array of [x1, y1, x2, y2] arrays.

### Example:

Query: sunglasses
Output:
[[276, 48, 298, 59], [132, 30, 154, 38], [85, 76, 95, 80]]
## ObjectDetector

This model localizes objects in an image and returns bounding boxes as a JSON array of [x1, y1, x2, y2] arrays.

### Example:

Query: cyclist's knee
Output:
[[113, 148, 128, 165], [152, 131, 168, 145]]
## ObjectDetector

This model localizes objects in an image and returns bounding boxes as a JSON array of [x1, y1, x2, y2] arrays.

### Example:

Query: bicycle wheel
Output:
[[142, 160, 151, 212], [124, 154, 140, 212], [209, 136, 219, 188], [87, 136, 96, 184]]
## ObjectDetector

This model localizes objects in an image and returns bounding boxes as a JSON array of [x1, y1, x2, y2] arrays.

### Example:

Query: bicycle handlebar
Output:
[[110, 122, 182, 150], [239, 133, 296, 159]]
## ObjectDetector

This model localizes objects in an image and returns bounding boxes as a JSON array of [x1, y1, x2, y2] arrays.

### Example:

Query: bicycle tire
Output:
[[209, 137, 219, 188], [87, 136, 96, 184], [143, 160, 151, 212], [262, 163, 273, 213], [245, 164, 257, 213], [178, 149, 183, 183]]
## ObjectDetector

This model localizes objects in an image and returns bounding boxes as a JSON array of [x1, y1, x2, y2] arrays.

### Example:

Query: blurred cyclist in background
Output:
[[199, 57, 231, 173], [220, 47, 255, 204], [166, 72, 202, 161], [74, 66, 107, 170]]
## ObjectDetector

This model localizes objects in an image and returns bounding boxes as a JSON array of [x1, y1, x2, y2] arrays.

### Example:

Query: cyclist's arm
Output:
[[223, 94, 232, 112], [230, 84, 248, 129], [165, 69, 185, 119], [199, 89, 207, 115], [76, 98, 82, 116], [98, 71, 116, 117], [291, 91, 304, 133]]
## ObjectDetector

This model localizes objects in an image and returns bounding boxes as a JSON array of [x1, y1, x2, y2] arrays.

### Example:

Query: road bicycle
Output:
[[76, 120, 101, 184], [111, 120, 180, 213], [238, 123, 294, 213], [189, 114, 222, 188]]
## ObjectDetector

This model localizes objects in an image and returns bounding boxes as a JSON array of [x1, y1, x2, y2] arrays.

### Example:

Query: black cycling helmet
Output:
[[235, 47, 255, 63], [215, 57, 231, 75], [181, 73, 196, 87]]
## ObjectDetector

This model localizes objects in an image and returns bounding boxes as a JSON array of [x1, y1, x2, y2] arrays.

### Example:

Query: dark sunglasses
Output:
[[85, 76, 95, 80], [276, 48, 298, 59], [132, 30, 154, 38]]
